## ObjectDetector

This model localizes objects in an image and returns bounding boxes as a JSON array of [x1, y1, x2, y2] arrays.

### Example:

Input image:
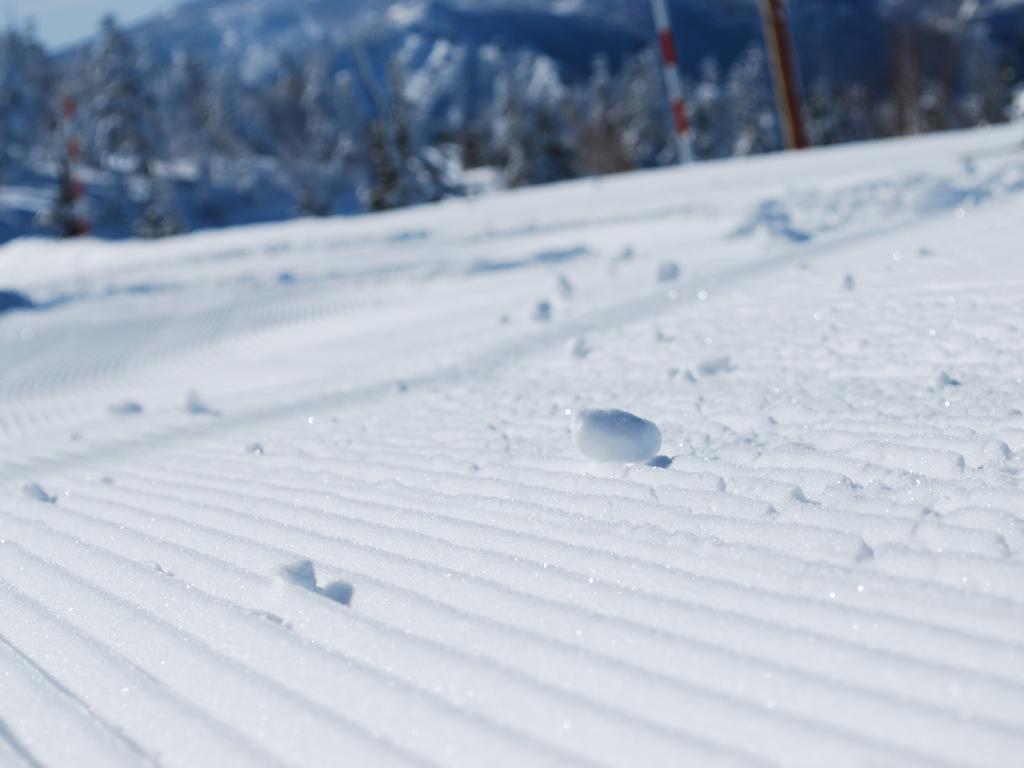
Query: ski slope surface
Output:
[[2, 125, 1024, 767]]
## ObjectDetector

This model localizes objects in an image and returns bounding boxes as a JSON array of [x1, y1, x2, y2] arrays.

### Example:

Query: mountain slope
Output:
[[125, 0, 760, 81]]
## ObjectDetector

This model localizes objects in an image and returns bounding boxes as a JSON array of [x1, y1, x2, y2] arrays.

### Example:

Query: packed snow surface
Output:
[[2, 125, 1024, 766]]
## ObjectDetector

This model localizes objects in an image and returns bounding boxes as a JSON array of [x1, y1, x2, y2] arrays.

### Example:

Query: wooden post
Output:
[[759, 0, 809, 150]]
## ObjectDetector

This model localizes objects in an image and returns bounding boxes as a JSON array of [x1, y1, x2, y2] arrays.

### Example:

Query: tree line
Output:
[[0, 14, 1019, 239]]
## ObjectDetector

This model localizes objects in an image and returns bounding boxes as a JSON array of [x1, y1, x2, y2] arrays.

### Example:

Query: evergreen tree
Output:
[[614, 49, 673, 167], [916, 80, 952, 134], [85, 16, 159, 165], [451, 48, 490, 170], [725, 43, 782, 156], [888, 22, 925, 135], [690, 57, 733, 160], [267, 52, 329, 215], [493, 53, 573, 188], [957, 21, 1011, 127], [0, 1, 1022, 240], [366, 118, 401, 212], [806, 79, 845, 146], [362, 57, 446, 211], [0, 24, 56, 169], [85, 15, 180, 237], [49, 157, 88, 238], [163, 48, 214, 159], [576, 56, 631, 175]]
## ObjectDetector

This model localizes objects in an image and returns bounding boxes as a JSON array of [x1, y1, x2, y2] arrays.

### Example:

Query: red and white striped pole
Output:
[[61, 95, 90, 237], [650, 0, 694, 164]]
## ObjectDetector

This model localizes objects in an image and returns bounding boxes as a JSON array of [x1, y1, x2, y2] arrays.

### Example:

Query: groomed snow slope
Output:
[[2, 125, 1024, 767]]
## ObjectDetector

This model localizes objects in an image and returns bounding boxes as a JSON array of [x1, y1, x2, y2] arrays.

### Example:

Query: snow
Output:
[[184, 390, 219, 416], [109, 400, 145, 415], [20, 482, 55, 503], [277, 558, 355, 606], [0, 290, 33, 315], [657, 261, 681, 282], [572, 409, 663, 463], [697, 355, 734, 377], [2, 124, 1024, 766]]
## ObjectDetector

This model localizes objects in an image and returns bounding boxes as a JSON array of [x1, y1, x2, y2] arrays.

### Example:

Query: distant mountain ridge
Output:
[[81, 0, 1024, 92], [119, 0, 757, 82]]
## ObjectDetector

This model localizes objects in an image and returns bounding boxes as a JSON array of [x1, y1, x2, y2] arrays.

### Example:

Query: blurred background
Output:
[[0, 0, 1022, 244]]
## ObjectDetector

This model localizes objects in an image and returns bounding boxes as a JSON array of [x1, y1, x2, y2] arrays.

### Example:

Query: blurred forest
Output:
[[0, 1, 1021, 241]]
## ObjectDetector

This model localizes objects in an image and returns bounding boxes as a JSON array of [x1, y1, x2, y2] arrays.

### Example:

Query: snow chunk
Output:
[[276, 558, 353, 606], [567, 337, 591, 359], [733, 200, 811, 243], [669, 368, 698, 383], [983, 440, 1012, 465], [185, 390, 219, 416], [277, 559, 318, 591], [320, 580, 354, 606], [22, 482, 55, 504], [109, 401, 144, 416], [657, 262, 680, 282], [557, 274, 574, 298], [698, 356, 734, 376], [572, 409, 662, 463]]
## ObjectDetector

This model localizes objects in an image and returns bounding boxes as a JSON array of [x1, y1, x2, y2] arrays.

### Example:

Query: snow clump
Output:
[[22, 482, 56, 503], [698, 356, 734, 376], [567, 337, 591, 359], [185, 390, 219, 416], [572, 409, 662, 463], [109, 401, 144, 415], [658, 262, 680, 282]]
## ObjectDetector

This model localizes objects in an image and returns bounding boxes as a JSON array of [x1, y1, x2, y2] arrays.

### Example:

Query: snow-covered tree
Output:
[[576, 56, 631, 175], [162, 49, 214, 159], [362, 57, 446, 211], [81, 16, 180, 237], [85, 16, 160, 166], [47, 157, 88, 238], [725, 43, 782, 156], [0, 24, 56, 168], [1, 0, 1022, 242], [492, 53, 573, 188], [613, 49, 673, 168], [689, 57, 733, 160], [957, 21, 1012, 127]]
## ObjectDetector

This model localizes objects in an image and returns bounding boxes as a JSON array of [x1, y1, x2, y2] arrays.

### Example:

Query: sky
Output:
[[2, 0, 174, 48]]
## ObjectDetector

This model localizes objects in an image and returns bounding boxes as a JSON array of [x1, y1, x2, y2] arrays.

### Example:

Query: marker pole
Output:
[[759, 0, 809, 150], [650, 0, 694, 164]]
